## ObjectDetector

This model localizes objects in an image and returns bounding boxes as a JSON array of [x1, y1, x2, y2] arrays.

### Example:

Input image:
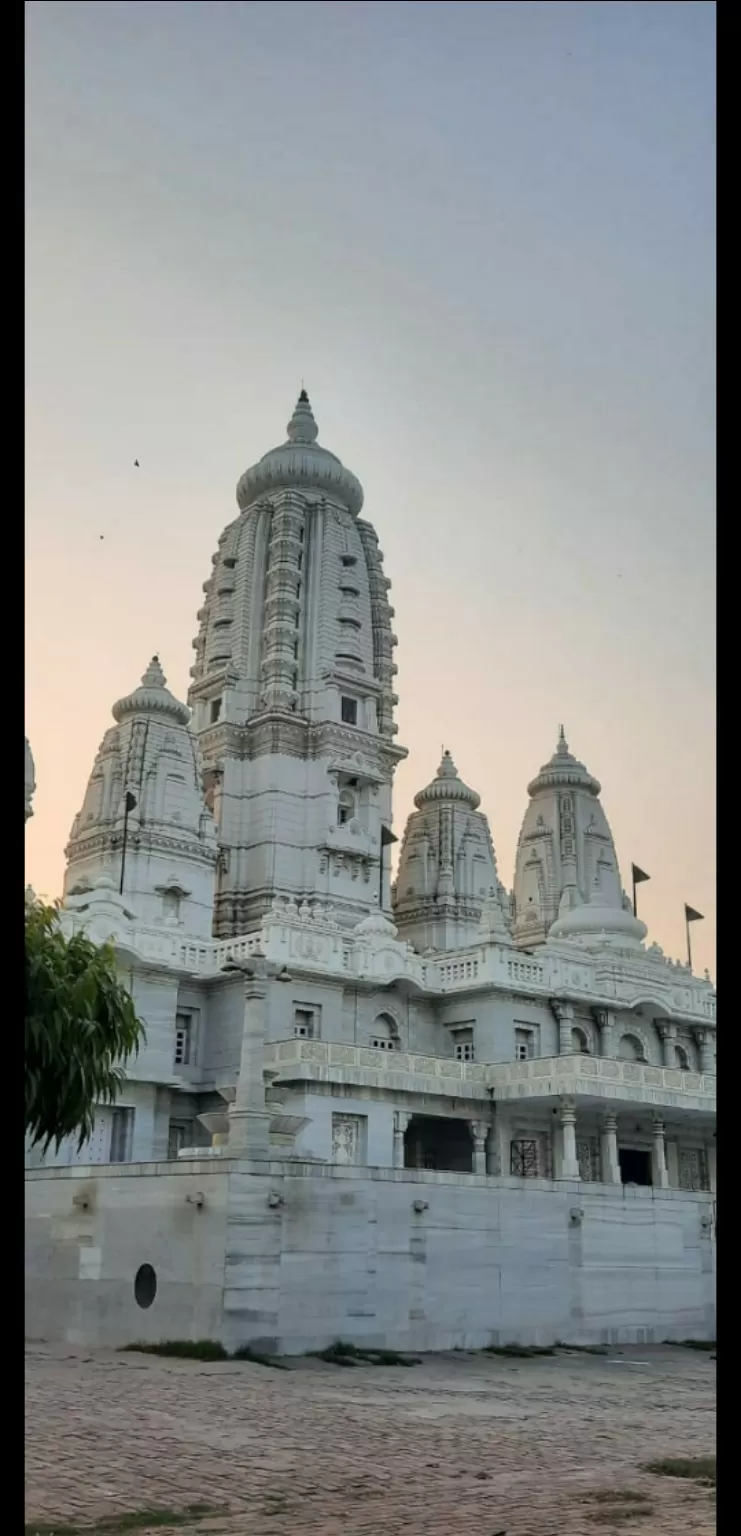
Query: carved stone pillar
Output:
[[652, 1118, 669, 1190], [470, 1120, 489, 1176], [706, 1140, 717, 1193], [694, 1029, 716, 1075], [557, 1098, 580, 1179], [554, 1001, 575, 1056], [600, 1112, 621, 1184], [393, 1110, 411, 1169], [593, 1009, 614, 1059], [658, 1023, 678, 1068], [228, 964, 273, 1158]]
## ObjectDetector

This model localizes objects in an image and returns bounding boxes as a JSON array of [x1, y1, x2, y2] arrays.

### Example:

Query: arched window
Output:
[[618, 1033, 645, 1062], [370, 1013, 399, 1051], [337, 788, 355, 826], [676, 1045, 690, 1070], [572, 1027, 589, 1055]]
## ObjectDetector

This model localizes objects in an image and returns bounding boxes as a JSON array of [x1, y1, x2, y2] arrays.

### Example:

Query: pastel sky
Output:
[[25, 0, 716, 973]]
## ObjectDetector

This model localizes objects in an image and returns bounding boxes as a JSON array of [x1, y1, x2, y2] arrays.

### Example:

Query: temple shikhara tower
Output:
[[187, 391, 404, 935], [25, 393, 716, 1356]]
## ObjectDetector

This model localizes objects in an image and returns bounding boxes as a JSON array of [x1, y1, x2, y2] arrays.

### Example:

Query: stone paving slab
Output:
[[25, 1345, 716, 1535]]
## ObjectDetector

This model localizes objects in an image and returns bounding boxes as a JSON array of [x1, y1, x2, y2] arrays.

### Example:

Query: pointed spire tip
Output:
[[287, 388, 318, 444]]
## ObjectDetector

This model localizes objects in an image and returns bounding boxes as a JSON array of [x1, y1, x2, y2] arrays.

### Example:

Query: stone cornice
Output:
[[199, 715, 406, 770], [65, 826, 217, 869]]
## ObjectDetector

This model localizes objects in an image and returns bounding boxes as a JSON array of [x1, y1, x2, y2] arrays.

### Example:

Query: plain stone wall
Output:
[[129, 973, 181, 1083], [25, 1161, 715, 1353], [25, 1162, 230, 1348]]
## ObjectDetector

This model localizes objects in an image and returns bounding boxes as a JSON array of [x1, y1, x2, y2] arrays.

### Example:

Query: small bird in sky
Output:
[[134, 458, 140, 468], [99, 535, 104, 540]]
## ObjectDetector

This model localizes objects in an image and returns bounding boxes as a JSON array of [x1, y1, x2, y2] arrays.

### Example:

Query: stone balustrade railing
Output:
[[61, 886, 715, 1030], [485, 1052, 716, 1112], [263, 1041, 716, 1112]]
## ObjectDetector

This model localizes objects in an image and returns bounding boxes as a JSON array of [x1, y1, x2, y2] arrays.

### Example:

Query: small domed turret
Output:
[[64, 657, 217, 936], [25, 737, 36, 823], [393, 750, 510, 952], [512, 728, 645, 950]]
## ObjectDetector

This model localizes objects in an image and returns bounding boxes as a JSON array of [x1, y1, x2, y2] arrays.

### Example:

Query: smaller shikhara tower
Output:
[[189, 392, 406, 936]]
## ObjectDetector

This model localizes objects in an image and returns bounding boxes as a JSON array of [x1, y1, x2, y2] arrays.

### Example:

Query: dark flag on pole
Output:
[[684, 904, 704, 972], [379, 823, 398, 907], [630, 863, 650, 917]]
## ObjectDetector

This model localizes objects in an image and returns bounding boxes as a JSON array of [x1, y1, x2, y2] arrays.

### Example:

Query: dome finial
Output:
[[142, 655, 167, 689], [557, 724, 569, 755], [437, 748, 458, 780], [287, 389, 318, 444]]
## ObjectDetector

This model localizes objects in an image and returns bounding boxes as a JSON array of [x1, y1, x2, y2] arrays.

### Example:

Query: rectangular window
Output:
[[110, 1107, 134, 1164], [174, 1011, 194, 1067], [371, 1036, 395, 1050], [167, 1122, 192, 1160], [514, 1026, 537, 1062], [510, 1138, 539, 1178], [453, 1028, 475, 1063], [341, 695, 358, 725], [210, 698, 222, 723], [293, 1007, 315, 1039]]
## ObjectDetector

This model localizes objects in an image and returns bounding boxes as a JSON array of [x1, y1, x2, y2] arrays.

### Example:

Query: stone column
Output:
[[470, 1120, 489, 1176], [652, 1118, 669, 1189], [486, 1109, 500, 1175], [554, 1002, 575, 1056], [227, 963, 274, 1158], [393, 1110, 411, 1169], [600, 1112, 621, 1184], [594, 1009, 614, 1059], [557, 1099, 580, 1179], [694, 1029, 716, 1075], [658, 1023, 678, 1068], [706, 1140, 717, 1193]]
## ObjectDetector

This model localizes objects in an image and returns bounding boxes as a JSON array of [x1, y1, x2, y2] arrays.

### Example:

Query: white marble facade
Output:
[[26, 393, 716, 1346]]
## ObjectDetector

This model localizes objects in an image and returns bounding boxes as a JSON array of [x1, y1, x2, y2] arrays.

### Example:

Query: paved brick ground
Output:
[[25, 1344, 715, 1534]]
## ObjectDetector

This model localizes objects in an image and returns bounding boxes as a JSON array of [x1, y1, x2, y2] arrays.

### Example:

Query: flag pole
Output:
[[684, 904, 704, 974], [630, 864, 650, 919], [119, 792, 137, 895], [379, 823, 398, 911]]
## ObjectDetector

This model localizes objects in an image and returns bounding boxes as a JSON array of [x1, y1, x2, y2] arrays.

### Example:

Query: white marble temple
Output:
[[25, 393, 716, 1349]]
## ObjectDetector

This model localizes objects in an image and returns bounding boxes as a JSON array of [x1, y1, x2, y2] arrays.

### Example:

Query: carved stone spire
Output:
[[394, 749, 508, 952], [64, 657, 216, 936]]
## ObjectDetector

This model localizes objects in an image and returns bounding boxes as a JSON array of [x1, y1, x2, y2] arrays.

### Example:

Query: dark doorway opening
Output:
[[404, 1116, 473, 1173], [619, 1148, 652, 1186]]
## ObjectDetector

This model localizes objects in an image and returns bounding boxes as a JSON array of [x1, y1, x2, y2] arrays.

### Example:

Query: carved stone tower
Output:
[[64, 658, 218, 937], [512, 728, 646, 950], [189, 392, 406, 936]]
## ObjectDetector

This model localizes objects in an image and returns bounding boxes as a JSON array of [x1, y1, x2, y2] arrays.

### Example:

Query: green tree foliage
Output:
[[25, 897, 144, 1152]]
